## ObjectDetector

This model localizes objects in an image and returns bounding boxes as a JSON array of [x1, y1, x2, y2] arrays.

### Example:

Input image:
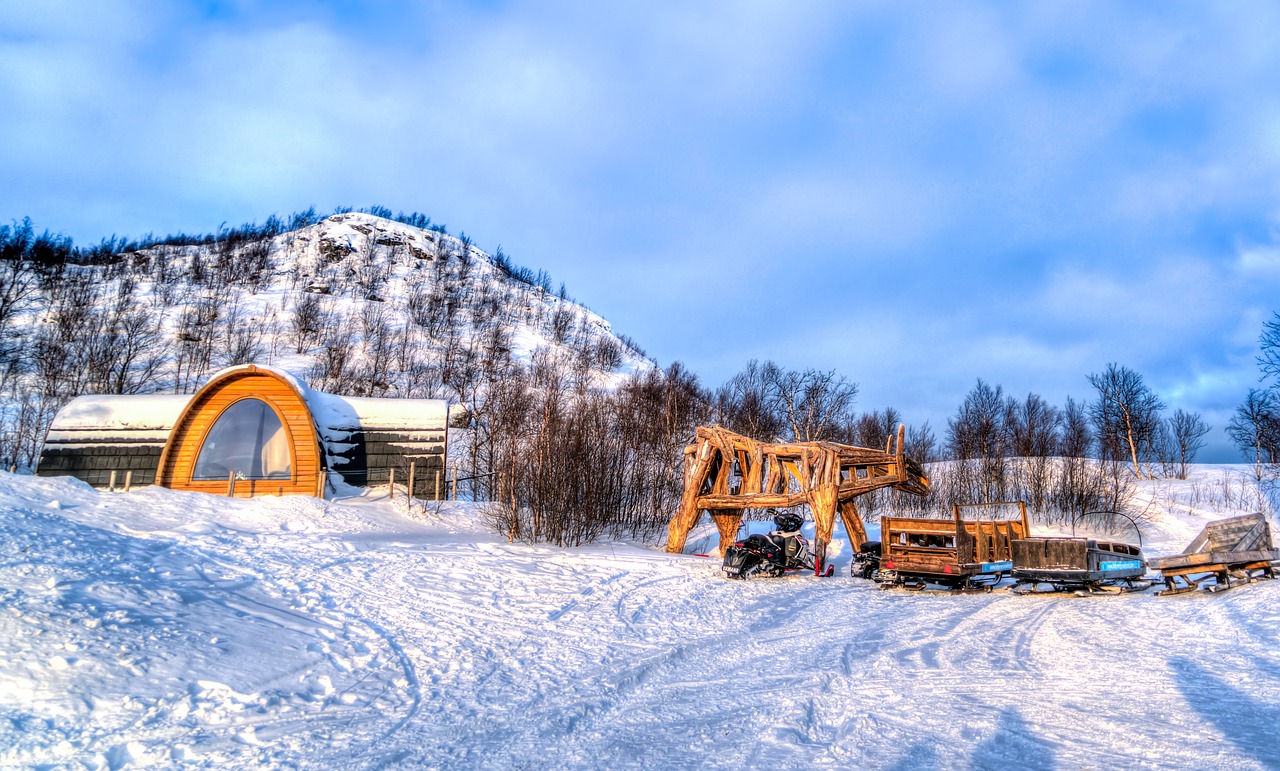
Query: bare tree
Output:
[[1228, 389, 1279, 481], [218, 296, 264, 368], [172, 289, 221, 392], [307, 311, 358, 395], [1007, 392, 1061, 512], [0, 258, 37, 373], [714, 359, 786, 441], [768, 366, 859, 443], [1087, 363, 1165, 480], [947, 379, 1009, 502], [1258, 311, 1280, 385], [103, 303, 169, 393], [241, 238, 273, 293], [357, 301, 394, 395], [850, 407, 902, 450], [905, 422, 937, 465], [1167, 409, 1210, 479], [485, 355, 709, 547], [289, 292, 328, 354]]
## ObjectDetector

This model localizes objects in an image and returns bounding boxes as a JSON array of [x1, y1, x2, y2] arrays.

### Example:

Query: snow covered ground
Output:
[[2, 469, 1279, 769]]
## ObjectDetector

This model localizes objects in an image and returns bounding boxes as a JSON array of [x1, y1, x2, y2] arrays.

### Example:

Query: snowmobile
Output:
[[722, 512, 833, 579], [850, 541, 882, 579]]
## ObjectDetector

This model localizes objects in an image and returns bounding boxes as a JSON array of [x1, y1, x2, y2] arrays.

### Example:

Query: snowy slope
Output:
[[2, 469, 1279, 769], [23, 211, 651, 399], [257, 212, 651, 387]]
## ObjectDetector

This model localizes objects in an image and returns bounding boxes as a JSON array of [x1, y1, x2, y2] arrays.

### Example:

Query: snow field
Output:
[[1, 471, 1279, 769]]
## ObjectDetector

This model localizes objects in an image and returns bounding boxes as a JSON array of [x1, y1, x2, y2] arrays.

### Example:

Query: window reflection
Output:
[[193, 399, 292, 480]]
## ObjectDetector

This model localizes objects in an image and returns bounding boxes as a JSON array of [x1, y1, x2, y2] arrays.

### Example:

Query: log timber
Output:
[[665, 424, 930, 575]]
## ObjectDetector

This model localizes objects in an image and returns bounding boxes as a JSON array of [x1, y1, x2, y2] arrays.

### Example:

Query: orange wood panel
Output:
[[155, 366, 324, 499]]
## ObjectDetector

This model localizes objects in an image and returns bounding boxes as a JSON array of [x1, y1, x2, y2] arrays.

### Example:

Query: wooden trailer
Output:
[[1149, 513, 1280, 596], [875, 502, 1030, 590], [1010, 538, 1149, 594]]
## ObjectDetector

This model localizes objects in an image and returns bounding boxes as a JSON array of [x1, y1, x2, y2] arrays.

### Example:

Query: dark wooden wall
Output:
[[37, 436, 165, 487]]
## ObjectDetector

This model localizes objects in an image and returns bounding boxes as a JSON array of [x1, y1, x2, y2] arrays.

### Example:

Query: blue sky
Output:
[[4, 1, 1280, 460]]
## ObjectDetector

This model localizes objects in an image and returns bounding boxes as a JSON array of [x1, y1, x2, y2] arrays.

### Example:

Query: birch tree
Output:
[[1087, 363, 1165, 480], [1227, 389, 1279, 481]]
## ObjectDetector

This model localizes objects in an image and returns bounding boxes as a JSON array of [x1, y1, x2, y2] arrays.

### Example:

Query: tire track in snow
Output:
[[503, 579, 866, 766]]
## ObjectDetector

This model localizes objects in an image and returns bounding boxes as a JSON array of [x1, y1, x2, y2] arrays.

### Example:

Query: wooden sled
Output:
[[1009, 537, 1152, 595], [875, 502, 1029, 591], [1149, 514, 1280, 596]]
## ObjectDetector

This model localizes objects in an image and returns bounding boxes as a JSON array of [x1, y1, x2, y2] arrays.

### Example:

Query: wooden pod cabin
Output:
[[36, 364, 450, 499]]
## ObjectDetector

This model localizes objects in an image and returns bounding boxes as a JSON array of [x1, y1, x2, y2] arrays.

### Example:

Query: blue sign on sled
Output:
[[1100, 559, 1143, 572]]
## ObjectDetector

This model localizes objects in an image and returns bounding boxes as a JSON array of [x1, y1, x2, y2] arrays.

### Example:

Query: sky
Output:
[[3, 1, 1280, 461]]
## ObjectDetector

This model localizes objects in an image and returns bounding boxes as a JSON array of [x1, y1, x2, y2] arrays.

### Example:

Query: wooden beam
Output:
[[809, 483, 838, 576], [697, 492, 810, 509], [745, 443, 764, 494], [839, 499, 869, 551], [710, 510, 744, 557]]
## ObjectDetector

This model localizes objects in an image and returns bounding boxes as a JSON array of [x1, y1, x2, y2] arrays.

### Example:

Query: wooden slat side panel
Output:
[[1150, 548, 1280, 570]]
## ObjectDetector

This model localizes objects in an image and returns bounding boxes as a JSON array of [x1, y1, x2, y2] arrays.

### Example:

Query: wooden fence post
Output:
[[389, 468, 396, 501], [227, 471, 236, 497], [124, 471, 132, 492], [407, 461, 416, 511], [451, 465, 458, 501], [434, 469, 441, 501], [108, 470, 117, 493]]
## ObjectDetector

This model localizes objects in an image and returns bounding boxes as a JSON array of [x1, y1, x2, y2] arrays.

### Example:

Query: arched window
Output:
[[192, 398, 292, 480]]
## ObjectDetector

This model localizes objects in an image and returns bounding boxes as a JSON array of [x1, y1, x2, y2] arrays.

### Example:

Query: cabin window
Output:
[[193, 399, 292, 480]]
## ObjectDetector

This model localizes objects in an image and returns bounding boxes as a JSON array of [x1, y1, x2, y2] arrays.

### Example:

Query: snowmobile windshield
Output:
[[192, 398, 292, 481]]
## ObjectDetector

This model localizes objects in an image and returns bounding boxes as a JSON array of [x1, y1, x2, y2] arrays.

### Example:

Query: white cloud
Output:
[[1237, 244, 1280, 278]]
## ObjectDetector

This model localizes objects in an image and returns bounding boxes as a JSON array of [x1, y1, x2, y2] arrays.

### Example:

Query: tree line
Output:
[[1229, 312, 1280, 481], [477, 318, 1280, 543]]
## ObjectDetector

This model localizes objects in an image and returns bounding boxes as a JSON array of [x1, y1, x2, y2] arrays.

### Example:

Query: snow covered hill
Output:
[[219, 211, 652, 390], [2, 211, 654, 470], [2, 468, 1279, 769]]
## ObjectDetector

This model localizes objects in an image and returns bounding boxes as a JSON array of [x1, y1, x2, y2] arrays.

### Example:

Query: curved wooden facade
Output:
[[155, 365, 325, 497]]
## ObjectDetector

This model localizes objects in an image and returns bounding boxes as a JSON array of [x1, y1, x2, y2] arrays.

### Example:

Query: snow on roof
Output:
[[49, 394, 193, 432], [203, 363, 312, 398], [47, 368, 447, 436], [207, 366, 449, 431], [307, 392, 448, 431]]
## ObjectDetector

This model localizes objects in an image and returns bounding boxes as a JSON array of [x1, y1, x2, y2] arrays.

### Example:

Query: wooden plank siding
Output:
[[155, 367, 325, 498], [37, 441, 165, 487]]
